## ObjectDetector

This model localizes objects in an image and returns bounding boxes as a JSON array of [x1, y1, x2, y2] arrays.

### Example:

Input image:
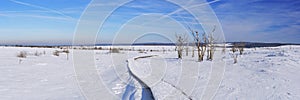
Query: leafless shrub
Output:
[[175, 33, 187, 59], [206, 26, 216, 61], [94, 47, 102, 50], [109, 48, 120, 53], [236, 42, 246, 55], [53, 50, 60, 56], [163, 47, 166, 54], [62, 49, 69, 53], [34, 51, 42, 56], [230, 44, 239, 64], [17, 51, 27, 64], [63, 49, 70, 60], [138, 49, 145, 53], [17, 51, 27, 58]]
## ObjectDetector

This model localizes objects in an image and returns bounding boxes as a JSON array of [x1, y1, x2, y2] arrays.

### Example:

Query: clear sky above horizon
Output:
[[0, 0, 299, 45]]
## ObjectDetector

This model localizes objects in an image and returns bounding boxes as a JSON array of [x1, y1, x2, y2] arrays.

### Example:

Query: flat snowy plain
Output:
[[0, 45, 299, 100]]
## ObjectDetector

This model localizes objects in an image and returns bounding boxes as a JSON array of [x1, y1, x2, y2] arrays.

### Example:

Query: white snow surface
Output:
[[0, 45, 300, 100], [0, 47, 83, 100]]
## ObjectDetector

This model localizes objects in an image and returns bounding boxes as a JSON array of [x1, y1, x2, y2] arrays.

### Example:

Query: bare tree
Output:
[[237, 42, 246, 55], [175, 34, 187, 59], [63, 49, 70, 60], [190, 28, 208, 62], [230, 44, 239, 64], [207, 26, 216, 61]]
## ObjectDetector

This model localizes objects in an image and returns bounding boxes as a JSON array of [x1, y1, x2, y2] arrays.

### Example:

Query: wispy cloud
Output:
[[211, 0, 300, 43], [1, 0, 299, 43], [140, 0, 219, 27], [0, 13, 6, 16], [18, 14, 76, 21], [9, 0, 75, 20], [89, 2, 124, 7], [156, 0, 219, 20], [1, 12, 77, 22]]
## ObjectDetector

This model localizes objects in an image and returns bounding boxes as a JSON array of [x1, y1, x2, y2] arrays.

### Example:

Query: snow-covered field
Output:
[[0, 47, 83, 100], [0, 45, 300, 100]]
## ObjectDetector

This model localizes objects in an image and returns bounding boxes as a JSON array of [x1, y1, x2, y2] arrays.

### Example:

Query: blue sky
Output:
[[0, 0, 299, 45]]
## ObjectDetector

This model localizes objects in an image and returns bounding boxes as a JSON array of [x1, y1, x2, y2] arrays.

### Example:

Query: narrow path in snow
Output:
[[126, 55, 193, 100], [124, 55, 157, 100]]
